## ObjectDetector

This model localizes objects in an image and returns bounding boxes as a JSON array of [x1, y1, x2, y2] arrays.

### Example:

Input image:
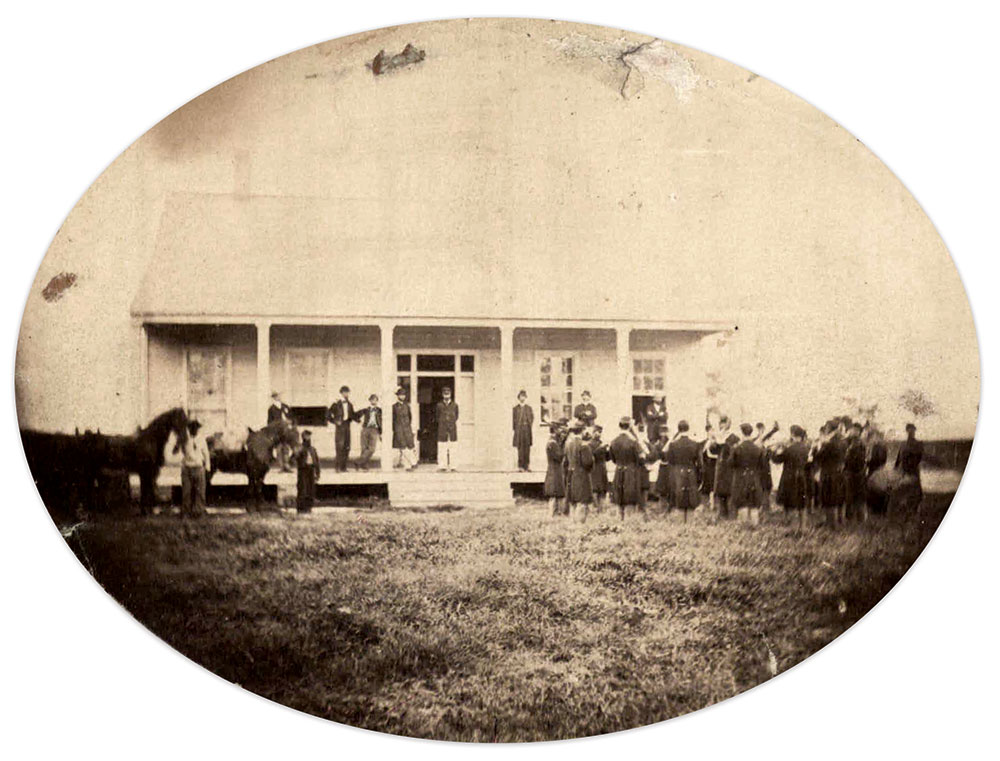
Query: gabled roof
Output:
[[131, 192, 733, 327]]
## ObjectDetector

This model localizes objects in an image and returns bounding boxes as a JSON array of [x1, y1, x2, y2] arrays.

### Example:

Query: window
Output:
[[538, 354, 574, 424], [632, 357, 665, 393], [417, 354, 455, 372], [460, 355, 475, 373], [397, 354, 411, 372], [287, 349, 329, 406], [186, 347, 229, 434]]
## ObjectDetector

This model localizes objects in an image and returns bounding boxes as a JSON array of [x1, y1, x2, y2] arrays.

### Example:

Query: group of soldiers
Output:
[[539, 395, 924, 526]]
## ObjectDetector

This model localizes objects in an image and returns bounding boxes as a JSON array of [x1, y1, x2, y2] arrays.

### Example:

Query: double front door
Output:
[[396, 352, 475, 464]]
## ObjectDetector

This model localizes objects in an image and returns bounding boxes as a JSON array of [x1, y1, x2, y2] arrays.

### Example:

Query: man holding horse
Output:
[[180, 419, 211, 517]]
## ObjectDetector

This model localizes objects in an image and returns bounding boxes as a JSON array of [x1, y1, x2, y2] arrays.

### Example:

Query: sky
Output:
[[14, 18, 979, 440]]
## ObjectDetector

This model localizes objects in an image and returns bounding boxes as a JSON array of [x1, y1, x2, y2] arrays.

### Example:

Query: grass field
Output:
[[67, 495, 951, 742]]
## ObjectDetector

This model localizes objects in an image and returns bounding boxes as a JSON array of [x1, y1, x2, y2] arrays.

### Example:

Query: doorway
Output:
[[417, 376, 456, 463]]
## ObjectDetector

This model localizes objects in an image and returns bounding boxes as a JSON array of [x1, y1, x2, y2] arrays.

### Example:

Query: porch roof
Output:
[[131, 192, 734, 330]]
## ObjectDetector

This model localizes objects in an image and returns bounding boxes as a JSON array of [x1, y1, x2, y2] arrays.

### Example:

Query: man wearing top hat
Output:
[[512, 389, 534, 472], [573, 391, 598, 429], [392, 387, 418, 470], [327, 386, 357, 472]]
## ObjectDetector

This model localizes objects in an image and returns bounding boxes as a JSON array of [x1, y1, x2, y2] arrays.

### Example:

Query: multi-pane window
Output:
[[288, 350, 329, 406], [633, 357, 666, 393], [539, 355, 574, 424]]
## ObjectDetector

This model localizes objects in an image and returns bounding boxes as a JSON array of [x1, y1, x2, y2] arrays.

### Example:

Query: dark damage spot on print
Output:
[[41, 272, 78, 302], [369, 44, 425, 76]]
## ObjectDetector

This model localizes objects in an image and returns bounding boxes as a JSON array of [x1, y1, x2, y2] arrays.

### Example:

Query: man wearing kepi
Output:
[[666, 420, 702, 521], [392, 387, 418, 470], [512, 389, 534, 471], [436, 386, 459, 471], [564, 419, 594, 522], [355, 394, 382, 471]]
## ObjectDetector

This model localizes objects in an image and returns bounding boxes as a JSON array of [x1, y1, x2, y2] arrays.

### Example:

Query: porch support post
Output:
[[500, 324, 514, 469], [616, 326, 632, 418], [137, 321, 148, 425], [255, 320, 272, 425], [379, 321, 395, 472]]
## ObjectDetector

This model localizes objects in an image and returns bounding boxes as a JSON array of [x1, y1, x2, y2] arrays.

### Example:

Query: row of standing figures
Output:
[[541, 413, 924, 526]]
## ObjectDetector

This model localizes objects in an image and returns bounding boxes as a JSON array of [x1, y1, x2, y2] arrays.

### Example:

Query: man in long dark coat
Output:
[[894, 422, 925, 512], [843, 422, 868, 521], [666, 420, 702, 520], [773, 425, 810, 523], [544, 425, 566, 516], [512, 390, 534, 471], [392, 387, 417, 470], [731, 423, 765, 524], [565, 423, 595, 522], [713, 416, 740, 519], [436, 387, 459, 471], [609, 417, 645, 521], [812, 422, 847, 525], [327, 386, 356, 472], [589, 425, 610, 511]]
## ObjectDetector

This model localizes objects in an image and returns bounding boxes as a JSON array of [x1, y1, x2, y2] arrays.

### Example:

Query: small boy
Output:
[[295, 430, 321, 513]]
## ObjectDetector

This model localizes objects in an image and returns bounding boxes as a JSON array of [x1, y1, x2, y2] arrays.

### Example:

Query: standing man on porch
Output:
[[327, 386, 357, 472], [355, 394, 383, 471], [392, 387, 418, 470], [436, 386, 459, 472], [512, 389, 534, 472], [574, 391, 598, 428]]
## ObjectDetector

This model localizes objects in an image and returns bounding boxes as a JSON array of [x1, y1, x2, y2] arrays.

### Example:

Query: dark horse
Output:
[[97, 407, 189, 514], [20, 407, 188, 519], [207, 421, 299, 511]]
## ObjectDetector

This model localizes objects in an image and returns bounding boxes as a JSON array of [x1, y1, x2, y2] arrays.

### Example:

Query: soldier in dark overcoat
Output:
[[589, 425, 610, 510], [843, 422, 868, 521], [609, 418, 645, 521], [565, 422, 595, 522], [700, 423, 718, 506], [812, 422, 847, 524], [666, 420, 702, 519], [435, 387, 459, 471], [512, 390, 534, 471], [712, 417, 740, 519], [392, 387, 417, 470], [731, 424, 764, 523], [544, 426, 566, 515], [772, 425, 810, 520], [652, 429, 673, 507]]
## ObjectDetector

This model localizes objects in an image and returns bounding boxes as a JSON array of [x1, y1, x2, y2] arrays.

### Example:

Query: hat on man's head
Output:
[[790, 424, 806, 438], [740, 423, 754, 437], [906, 422, 917, 433], [619, 416, 632, 427], [339, 385, 350, 393], [271, 391, 280, 399], [395, 387, 407, 397], [369, 394, 379, 403], [302, 429, 312, 439]]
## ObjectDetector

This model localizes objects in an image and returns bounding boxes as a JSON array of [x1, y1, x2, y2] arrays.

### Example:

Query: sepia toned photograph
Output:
[[13, 16, 980, 742]]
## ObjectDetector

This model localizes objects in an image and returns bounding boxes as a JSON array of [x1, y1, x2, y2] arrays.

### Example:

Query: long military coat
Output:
[[731, 439, 764, 508], [666, 435, 702, 510], [543, 438, 565, 498], [512, 404, 534, 447], [392, 402, 415, 449], [565, 436, 595, 504], [773, 440, 809, 509], [609, 432, 642, 506]]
